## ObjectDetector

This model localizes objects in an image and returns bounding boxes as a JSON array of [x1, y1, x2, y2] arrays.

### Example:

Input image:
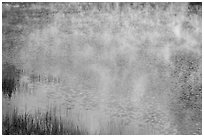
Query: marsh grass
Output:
[[2, 107, 88, 135]]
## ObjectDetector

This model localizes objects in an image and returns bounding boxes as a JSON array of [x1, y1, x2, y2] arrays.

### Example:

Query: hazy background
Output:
[[2, 3, 202, 134]]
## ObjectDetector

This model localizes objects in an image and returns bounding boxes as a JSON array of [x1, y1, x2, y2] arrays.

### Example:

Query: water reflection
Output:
[[2, 67, 178, 134], [2, 63, 20, 98]]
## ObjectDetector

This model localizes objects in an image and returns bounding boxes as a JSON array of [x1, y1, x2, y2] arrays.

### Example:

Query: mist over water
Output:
[[2, 3, 202, 134]]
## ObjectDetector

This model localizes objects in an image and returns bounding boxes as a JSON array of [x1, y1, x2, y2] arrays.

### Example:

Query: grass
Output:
[[2, 107, 88, 135]]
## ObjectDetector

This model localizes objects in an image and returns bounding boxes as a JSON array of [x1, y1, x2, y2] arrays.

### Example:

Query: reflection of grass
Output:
[[2, 108, 87, 135]]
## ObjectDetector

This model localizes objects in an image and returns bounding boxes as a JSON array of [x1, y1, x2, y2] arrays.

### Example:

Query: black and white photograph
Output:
[[2, 2, 202, 135]]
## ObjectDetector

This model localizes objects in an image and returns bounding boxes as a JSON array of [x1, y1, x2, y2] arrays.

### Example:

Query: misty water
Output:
[[2, 3, 202, 134]]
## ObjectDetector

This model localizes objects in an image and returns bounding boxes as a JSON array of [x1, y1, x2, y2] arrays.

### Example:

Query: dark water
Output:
[[2, 3, 202, 134]]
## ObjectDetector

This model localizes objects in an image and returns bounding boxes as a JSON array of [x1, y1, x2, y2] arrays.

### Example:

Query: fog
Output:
[[2, 3, 202, 134]]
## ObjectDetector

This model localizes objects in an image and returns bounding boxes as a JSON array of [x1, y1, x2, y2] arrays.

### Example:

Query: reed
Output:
[[2, 107, 88, 135]]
